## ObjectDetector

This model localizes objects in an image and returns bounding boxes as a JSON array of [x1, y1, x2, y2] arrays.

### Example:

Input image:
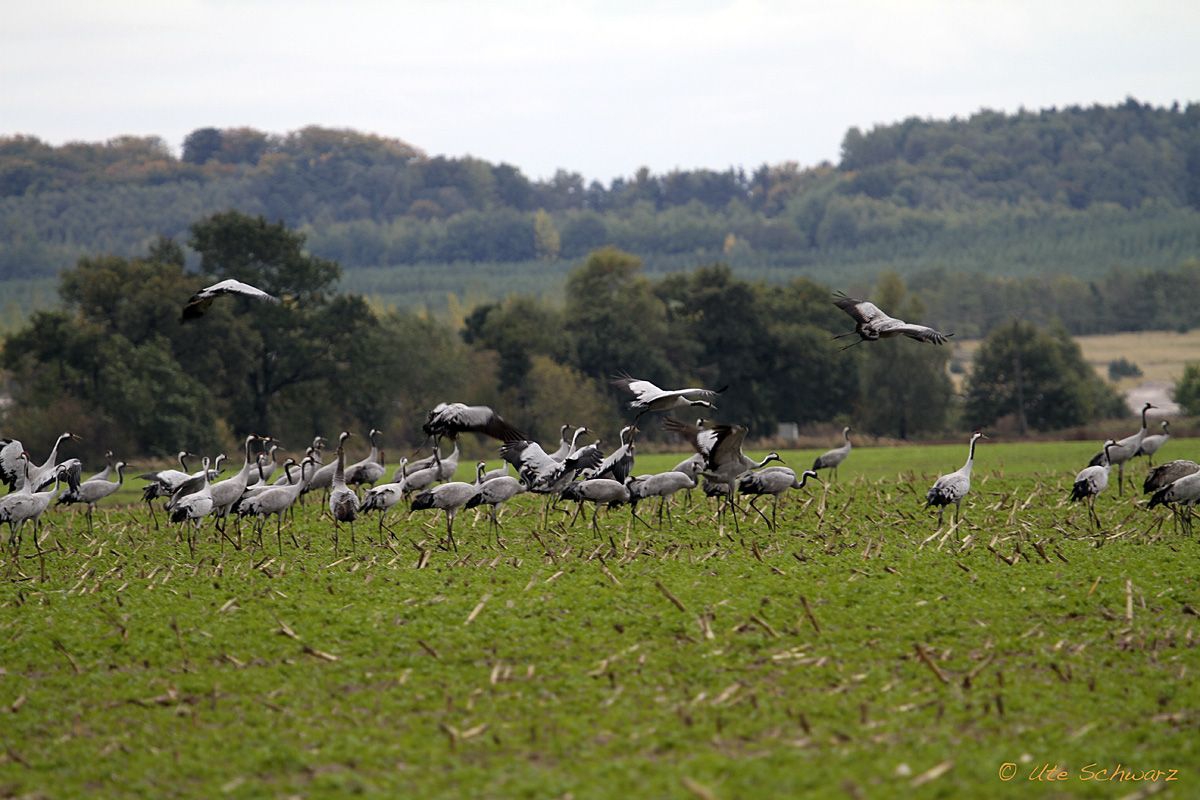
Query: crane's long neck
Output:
[[754, 454, 774, 468], [843, 428, 852, 445], [115, 464, 126, 485], [334, 449, 346, 487], [41, 435, 66, 471], [570, 428, 586, 450], [1139, 406, 1150, 434], [476, 463, 485, 484], [368, 433, 380, 462], [963, 438, 978, 475]]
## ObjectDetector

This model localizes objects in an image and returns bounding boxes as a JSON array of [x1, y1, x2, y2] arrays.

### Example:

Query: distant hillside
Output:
[[2, 98, 1199, 309]]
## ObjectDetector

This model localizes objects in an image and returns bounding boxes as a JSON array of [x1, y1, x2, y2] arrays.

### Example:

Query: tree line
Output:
[[0, 213, 1126, 462], [2, 99, 1198, 299]]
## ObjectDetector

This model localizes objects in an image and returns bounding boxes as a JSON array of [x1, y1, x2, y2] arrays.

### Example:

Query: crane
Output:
[[833, 292, 951, 349], [626, 470, 697, 528], [593, 425, 637, 483], [1087, 402, 1156, 495], [181, 278, 279, 321], [57, 461, 127, 534], [1148, 470, 1200, 534], [662, 417, 783, 532], [329, 445, 360, 553], [0, 463, 74, 558], [926, 431, 986, 527], [170, 457, 216, 553], [812, 426, 852, 480], [411, 481, 481, 552], [237, 459, 312, 554], [208, 435, 263, 542], [306, 431, 351, 497], [423, 403, 525, 448], [2, 432, 81, 492], [1070, 440, 1116, 527], [344, 429, 386, 487], [1144, 459, 1200, 495], [1136, 420, 1171, 465], [737, 467, 821, 531], [560, 478, 631, 533], [139, 450, 196, 529], [610, 375, 723, 420], [464, 461, 527, 540]]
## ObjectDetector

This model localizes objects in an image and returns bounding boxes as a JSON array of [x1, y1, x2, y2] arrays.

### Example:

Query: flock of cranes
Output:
[[0, 284, 1192, 557]]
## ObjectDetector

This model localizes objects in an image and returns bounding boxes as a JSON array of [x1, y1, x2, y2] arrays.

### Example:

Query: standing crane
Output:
[[560, 478, 631, 533], [1148, 470, 1200, 534], [208, 435, 263, 542], [737, 467, 821, 531], [0, 463, 74, 557], [1136, 420, 1171, 465], [344, 429, 386, 487], [2, 432, 81, 491], [411, 481, 481, 553], [306, 431, 351, 498], [1087, 402, 1155, 495], [464, 461, 527, 540], [139, 451, 196, 529], [57, 461, 127, 534], [626, 470, 697, 528], [329, 445, 360, 553], [926, 431, 986, 527], [812, 426, 853, 480], [237, 459, 312, 554], [1070, 440, 1116, 527]]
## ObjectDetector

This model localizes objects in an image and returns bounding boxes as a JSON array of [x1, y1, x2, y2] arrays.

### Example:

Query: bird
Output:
[[812, 426, 853, 480], [359, 472, 409, 539], [237, 458, 312, 554], [329, 445, 360, 553], [1136, 420, 1171, 465], [476, 460, 511, 483], [433, 438, 461, 482], [593, 425, 637, 484], [1148, 470, 1200, 534], [926, 431, 986, 527], [1143, 459, 1200, 495], [464, 461, 527, 539], [663, 418, 784, 532], [626, 470, 697, 528], [0, 462, 73, 557], [306, 431, 352, 497], [1070, 440, 1116, 527], [737, 467, 821, 531], [344, 428, 386, 487], [560, 478, 631, 533], [208, 435, 263, 540], [84, 450, 117, 483], [672, 452, 706, 507], [1087, 402, 1156, 495], [181, 278, 279, 321], [169, 457, 217, 552], [139, 450, 197, 528], [546, 425, 574, 462], [411, 481, 481, 552], [501, 439, 604, 496], [246, 442, 282, 487], [832, 292, 951, 348], [423, 403, 525, 446], [57, 461, 127, 534], [2, 432, 81, 492], [610, 375, 724, 420]]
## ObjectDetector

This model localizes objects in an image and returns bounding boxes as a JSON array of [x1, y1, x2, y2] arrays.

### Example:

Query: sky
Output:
[[4, 0, 1200, 183]]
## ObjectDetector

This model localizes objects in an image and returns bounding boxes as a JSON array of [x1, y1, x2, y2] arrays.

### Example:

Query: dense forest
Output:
[[2, 98, 1199, 332], [1, 213, 1124, 460]]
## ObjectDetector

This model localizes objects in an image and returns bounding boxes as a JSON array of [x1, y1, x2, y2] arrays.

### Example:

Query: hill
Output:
[[2, 98, 1199, 320]]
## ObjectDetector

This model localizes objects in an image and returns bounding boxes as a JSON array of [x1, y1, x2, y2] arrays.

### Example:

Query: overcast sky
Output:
[[4, 1, 1199, 183]]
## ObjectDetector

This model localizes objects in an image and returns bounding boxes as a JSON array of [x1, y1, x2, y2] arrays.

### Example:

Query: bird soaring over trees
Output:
[[181, 278, 279, 321], [833, 292, 951, 348]]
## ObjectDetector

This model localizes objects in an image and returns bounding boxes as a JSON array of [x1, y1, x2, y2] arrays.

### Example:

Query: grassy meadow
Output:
[[0, 439, 1196, 798]]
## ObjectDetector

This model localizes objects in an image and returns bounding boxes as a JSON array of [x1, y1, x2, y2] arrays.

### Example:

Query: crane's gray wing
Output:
[[709, 425, 747, 468], [182, 278, 279, 322], [881, 321, 951, 345], [834, 294, 890, 326], [0, 439, 25, 489]]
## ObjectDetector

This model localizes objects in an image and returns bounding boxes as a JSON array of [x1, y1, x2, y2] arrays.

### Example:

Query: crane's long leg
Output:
[[445, 511, 458, 553], [772, 495, 780, 532], [276, 514, 284, 556], [1117, 463, 1125, 496], [747, 497, 772, 529]]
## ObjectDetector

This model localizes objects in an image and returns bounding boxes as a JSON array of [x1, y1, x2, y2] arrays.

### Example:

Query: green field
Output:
[[0, 439, 1196, 798]]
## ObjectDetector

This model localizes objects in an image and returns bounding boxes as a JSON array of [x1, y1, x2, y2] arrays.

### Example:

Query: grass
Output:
[[0, 440, 1197, 798]]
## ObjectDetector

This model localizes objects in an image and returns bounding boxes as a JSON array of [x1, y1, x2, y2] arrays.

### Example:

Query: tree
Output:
[[1173, 362, 1200, 415], [964, 320, 1124, 432], [533, 209, 561, 260]]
